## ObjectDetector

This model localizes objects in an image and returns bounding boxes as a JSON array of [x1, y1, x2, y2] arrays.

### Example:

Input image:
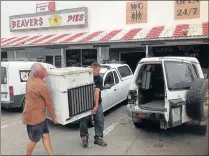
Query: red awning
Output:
[[1, 22, 208, 48]]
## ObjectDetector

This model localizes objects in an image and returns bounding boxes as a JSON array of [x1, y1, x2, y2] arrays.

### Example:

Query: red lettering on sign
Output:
[[39, 17, 43, 26], [12, 21, 16, 29], [30, 19, 34, 26], [79, 14, 84, 21], [75, 14, 79, 21], [34, 18, 38, 26], [17, 20, 20, 28], [68, 15, 72, 22], [68, 14, 84, 22], [21, 20, 25, 27], [25, 20, 30, 27]]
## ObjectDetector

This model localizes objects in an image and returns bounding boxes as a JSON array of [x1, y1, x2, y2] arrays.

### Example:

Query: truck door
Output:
[[162, 58, 197, 126]]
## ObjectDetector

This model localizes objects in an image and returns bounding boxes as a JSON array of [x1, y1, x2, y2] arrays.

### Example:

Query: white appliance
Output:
[[44, 67, 94, 125]]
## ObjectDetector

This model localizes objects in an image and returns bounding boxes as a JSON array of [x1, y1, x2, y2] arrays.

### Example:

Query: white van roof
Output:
[[139, 57, 199, 64], [1, 61, 55, 69], [47, 67, 92, 76]]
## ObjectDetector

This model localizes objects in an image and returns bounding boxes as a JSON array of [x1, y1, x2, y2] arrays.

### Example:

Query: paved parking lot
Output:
[[1, 104, 208, 155]]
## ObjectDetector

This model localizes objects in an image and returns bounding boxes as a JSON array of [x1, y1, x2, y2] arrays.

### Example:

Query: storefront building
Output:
[[1, 1, 208, 73]]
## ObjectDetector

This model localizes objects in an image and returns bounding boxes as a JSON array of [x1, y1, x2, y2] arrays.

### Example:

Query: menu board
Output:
[[82, 49, 97, 67], [66, 50, 81, 67]]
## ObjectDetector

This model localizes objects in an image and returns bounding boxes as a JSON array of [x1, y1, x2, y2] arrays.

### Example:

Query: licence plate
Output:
[[172, 107, 181, 122]]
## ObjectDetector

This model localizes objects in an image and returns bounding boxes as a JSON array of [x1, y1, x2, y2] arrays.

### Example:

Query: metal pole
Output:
[[146, 45, 149, 58], [61, 48, 65, 68]]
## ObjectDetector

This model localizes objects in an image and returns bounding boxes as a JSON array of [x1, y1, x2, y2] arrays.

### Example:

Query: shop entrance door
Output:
[[120, 52, 145, 72]]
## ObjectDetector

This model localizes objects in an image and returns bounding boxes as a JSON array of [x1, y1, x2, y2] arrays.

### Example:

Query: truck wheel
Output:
[[196, 125, 207, 136], [186, 79, 209, 121], [88, 115, 94, 127], [133, 119, 143, 128]]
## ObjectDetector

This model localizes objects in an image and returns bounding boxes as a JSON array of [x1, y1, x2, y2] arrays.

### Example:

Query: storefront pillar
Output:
[[97, 47, 102, 63], [146, 45, 149, 58], [61, 48, 65, 67], [13, 50, 17, 60]]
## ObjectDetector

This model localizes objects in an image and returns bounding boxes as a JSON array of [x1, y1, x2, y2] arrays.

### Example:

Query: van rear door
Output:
[[162, 58, 197, 126], [1, 65, 10, 102]]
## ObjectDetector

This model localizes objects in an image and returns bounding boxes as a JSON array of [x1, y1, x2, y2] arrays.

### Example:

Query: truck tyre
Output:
[[196, 125, 207, 136], [133, 118, 144, 128], [186, 78, 209, 121], [88, 115, 94, 127]]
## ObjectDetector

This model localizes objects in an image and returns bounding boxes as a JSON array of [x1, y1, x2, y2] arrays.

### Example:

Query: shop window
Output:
[[55, 55, 61, 68], [82, 49, 97, 67], [117, 66, 132, 78], [45, 55, 53, 65]]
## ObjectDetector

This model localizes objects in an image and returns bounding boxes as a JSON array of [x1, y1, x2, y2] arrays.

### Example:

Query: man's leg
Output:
[[42, 134, 54, 155], [42, 120, 54, 155], [26, 125, 41, 155], [94, 104, 107, 147], [26, 140, 37, 156], [80, 116, 89, 147]]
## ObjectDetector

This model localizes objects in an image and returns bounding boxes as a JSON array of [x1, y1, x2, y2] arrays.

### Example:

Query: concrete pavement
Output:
[[1, 104, 208, 155]]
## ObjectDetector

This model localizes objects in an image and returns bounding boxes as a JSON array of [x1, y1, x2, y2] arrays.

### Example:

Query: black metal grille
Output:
[[67, 83, 94, 117]]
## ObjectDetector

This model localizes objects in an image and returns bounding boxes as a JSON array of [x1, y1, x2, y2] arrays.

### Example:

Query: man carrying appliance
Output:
[[22, 63, 59, 156], [80, 62, 107, 147]]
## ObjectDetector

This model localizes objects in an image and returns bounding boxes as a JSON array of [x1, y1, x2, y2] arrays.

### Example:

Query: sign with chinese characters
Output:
[[174, 0, 200, 20], [126, 1, 148, 24], [36, 1, 56, 13], [9, 7, 88, 31], [19, 70, 31, 82]]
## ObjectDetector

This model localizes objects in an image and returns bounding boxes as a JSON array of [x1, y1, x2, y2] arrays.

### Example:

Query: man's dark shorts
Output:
[[27, 120, 49, 142]]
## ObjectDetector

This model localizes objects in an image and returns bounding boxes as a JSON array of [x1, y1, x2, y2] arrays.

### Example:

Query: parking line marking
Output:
[[103, 122, 119, 136], [1, 120, 22, 129]]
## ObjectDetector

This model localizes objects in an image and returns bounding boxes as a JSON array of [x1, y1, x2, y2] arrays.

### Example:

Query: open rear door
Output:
[[161, 58, 197, 127]]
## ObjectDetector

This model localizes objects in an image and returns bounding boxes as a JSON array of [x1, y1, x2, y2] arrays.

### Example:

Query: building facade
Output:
[[1, 1, 208, 73]]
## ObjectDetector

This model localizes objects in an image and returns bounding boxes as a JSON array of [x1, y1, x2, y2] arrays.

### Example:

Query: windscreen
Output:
[[1, 67, 7, 84], [164, 61, 196, 91]]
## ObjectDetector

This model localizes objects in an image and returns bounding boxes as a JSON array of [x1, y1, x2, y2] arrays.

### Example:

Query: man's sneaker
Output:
[[94, 137, 107, 147], [81, 137, 89, 148]]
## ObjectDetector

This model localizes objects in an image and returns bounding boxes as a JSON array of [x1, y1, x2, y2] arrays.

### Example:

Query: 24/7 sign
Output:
[[174, 0, 200, 20], [126, 1, 148, 24]]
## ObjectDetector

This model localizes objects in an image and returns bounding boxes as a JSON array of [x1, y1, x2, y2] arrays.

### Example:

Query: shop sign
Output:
[[174, 0, 200, 20], [9, 7, 88, 32], [126, 1, 148, 24], [36, 1, 56, 13]]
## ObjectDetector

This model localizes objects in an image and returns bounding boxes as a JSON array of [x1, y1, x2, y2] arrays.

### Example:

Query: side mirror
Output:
[[103, 84, 113, 90]]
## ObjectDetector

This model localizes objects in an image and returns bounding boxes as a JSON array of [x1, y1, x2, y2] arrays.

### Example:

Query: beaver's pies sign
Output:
[[9, 7, 88, 31]]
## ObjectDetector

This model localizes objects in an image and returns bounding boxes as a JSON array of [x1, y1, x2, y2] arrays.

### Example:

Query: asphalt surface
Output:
[[1, 104, 208, 155]]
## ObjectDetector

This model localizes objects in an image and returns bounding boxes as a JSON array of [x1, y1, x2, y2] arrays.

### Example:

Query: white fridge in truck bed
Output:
[[44, 67, 94, 125]]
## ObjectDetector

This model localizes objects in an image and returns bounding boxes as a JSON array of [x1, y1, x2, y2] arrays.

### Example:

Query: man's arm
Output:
[[40, 85, 56, 120], [94, 76, 103, 108]]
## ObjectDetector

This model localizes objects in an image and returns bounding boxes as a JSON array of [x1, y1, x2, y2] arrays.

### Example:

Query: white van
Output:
[[1, 61, 56, 110]]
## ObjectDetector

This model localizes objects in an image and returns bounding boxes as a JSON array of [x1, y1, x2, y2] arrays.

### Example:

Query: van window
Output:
[[164, 61, 195, 91], [113, 71, 119, 84], [1, 67, 7, 84], [117, 66, 132, 78]]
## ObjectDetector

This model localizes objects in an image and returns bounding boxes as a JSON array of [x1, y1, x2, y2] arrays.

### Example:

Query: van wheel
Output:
[[186, 79, 208, 121], [133, 119, 143, 128], [88, 115, 94, 127]]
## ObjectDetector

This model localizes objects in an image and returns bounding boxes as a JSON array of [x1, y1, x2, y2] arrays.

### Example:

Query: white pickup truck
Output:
[[88, 63, 134, 126]]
